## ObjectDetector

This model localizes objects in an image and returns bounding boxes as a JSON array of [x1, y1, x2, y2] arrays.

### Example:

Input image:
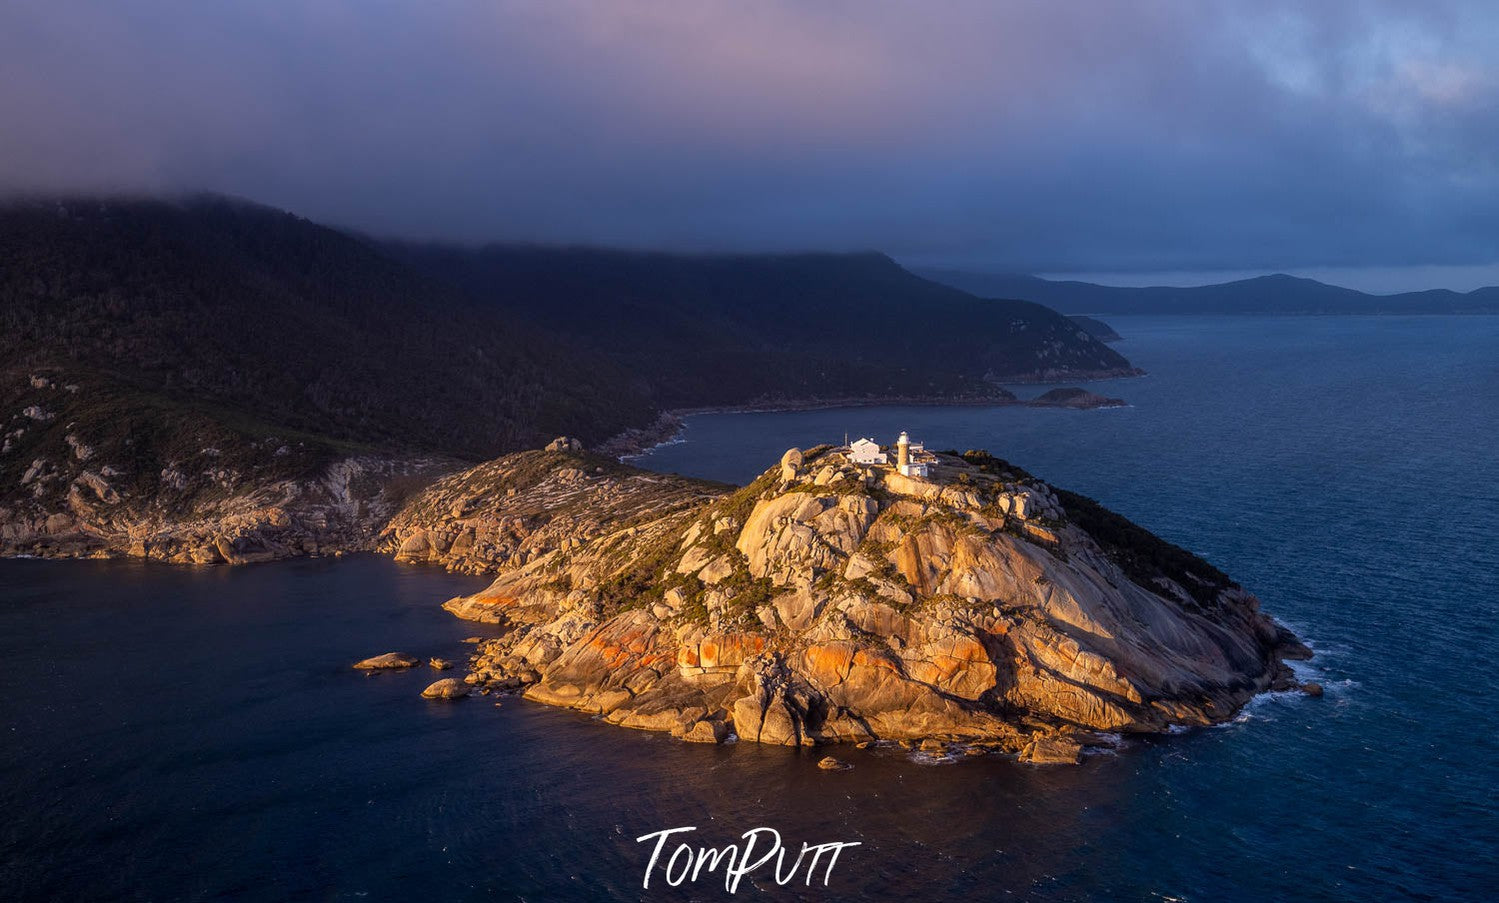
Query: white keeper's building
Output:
[[848, 438, 887, 465]]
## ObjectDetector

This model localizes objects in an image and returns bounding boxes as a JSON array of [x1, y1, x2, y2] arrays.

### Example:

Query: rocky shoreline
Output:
[[0, 352, 1142, 563], [607, 386, 1136, 461], [0, 452, 457, 564], [0, 369, 466, 564]]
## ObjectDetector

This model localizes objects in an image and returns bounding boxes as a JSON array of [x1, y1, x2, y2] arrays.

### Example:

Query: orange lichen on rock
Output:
[[435, 444, 1304, 756], [803, 643, 857, 685]]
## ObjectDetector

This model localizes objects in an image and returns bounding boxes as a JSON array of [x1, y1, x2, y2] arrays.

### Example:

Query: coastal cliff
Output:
[[392, 442, 1308, 759]]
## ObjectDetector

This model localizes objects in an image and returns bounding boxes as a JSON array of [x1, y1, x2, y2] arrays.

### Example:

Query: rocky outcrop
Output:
[[1021, 736, 1083, 765], [428, 445, 1309, 758], [354, 652, 420, 670], [0, 369, 464, 564], [0, 453, 452, 564], [377, 447, 724, 576]]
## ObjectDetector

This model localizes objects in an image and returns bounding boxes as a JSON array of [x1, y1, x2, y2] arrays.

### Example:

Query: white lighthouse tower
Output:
[[895, 431, 931, 477]]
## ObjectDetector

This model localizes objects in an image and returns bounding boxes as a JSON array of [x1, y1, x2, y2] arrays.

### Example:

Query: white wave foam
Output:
[[621, 434, 689, 462], [907, 751, 961, 766]]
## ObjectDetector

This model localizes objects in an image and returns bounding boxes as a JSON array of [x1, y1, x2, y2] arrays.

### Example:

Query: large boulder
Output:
[[353, 652, 419, 670], [779, 447, 803, 482], [1021, 736, 1083, 765], [421, 678, 471, 699], [736, 492, 876, 586]]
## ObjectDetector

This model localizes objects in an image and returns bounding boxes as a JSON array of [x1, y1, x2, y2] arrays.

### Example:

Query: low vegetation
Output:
[[1053, 488, 1236, 610]]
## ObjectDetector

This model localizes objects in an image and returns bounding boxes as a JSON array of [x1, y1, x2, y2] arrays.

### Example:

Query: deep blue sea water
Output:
[[3, 315, 1497, 901]]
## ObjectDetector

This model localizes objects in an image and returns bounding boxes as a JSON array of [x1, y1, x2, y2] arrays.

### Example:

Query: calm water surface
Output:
[[3, 316, 1497, 900]]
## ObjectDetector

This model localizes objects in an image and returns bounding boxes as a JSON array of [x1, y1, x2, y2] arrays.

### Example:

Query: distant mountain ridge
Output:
[[918, 269, 1499, 315]]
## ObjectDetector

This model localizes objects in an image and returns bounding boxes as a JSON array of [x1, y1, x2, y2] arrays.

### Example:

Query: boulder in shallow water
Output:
[[817, 756, 852, 771], [1301, 682, 1324, 697], [429, 658, 453, 671], [1021, 736, 1083, 765], [353, 652, 419, 670], [682, 720, 729, 744], [421, 678, 470, 699]]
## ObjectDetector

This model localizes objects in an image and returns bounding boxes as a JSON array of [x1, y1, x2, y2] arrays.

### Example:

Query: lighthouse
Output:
[[895, 430, 931, 478]]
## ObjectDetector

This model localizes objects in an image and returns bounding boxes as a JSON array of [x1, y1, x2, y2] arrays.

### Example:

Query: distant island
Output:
[[1026, 387, 1127, 409], [921, 269, 1499, 315], [370, 438, 1311, 763]]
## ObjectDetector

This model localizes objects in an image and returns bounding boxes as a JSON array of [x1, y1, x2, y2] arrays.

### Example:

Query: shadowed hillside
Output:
[[0, 195, 655, 462], [386, 243, 1140, 407]]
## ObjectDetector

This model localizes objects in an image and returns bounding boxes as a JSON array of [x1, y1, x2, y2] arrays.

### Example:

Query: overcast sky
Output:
[[3, 1, 1498, 290]]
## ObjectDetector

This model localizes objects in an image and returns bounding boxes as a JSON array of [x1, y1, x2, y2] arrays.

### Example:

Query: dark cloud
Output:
[[2, 1, 1497, 278]]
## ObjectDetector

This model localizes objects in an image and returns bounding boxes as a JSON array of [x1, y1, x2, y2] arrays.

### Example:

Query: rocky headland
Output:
[[378, 436, 726, 577], [0, 370, 460, 563], [1, 451, 451, 565], [382, 441, 1309, 760]]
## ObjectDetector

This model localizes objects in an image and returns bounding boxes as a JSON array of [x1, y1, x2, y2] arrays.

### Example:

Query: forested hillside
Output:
[[390, 243, 1138, 407]]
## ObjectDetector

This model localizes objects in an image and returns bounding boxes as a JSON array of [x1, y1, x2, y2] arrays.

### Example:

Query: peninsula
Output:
[[381, 437, 1310, 762]]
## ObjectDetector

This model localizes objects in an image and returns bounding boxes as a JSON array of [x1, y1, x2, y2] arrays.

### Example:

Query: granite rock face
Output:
[[2, 445, 453, 565], [425, 445, 1309, 757], [2, 367, 464, 564], [378, 448, 723, 577]]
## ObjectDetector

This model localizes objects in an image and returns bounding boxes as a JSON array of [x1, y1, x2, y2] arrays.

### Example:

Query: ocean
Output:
[[3, 315, 1496, 900]]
